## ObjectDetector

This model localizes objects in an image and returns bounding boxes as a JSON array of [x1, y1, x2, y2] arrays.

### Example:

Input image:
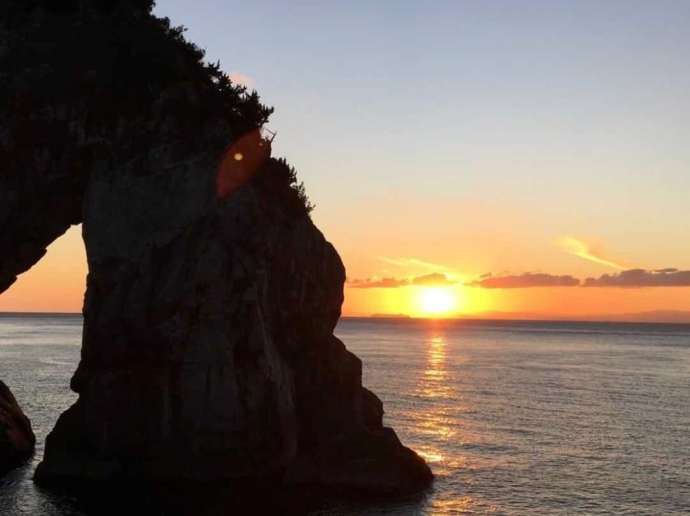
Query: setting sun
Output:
[[418, 287, 457, 317]]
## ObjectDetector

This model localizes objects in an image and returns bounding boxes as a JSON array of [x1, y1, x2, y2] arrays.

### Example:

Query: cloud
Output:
[[227, 72, 255, 89], [558, 236, 627, 270], [378, 256, 451, 272], [583, 269, 690, 288], [469, 267, 690, 289], [411, 272, 456, 286], [470, 272, 580, 289], [348, 277, 408, 289], [348, 273, 456, 289]]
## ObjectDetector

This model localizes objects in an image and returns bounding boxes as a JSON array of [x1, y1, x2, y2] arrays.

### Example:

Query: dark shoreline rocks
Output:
[[3, 0, 432, 497], [0, 381, 35, 476]]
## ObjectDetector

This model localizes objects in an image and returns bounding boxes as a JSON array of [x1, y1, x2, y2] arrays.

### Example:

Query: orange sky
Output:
[[1, 224, 689, 321], [1, 226, 87, 313]]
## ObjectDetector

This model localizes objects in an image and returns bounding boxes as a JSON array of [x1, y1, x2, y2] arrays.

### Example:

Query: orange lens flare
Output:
[[216, 129, 270, 199]]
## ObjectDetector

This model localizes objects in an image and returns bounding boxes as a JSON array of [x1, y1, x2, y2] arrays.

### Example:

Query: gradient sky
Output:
[[2, 0, 690, 318]]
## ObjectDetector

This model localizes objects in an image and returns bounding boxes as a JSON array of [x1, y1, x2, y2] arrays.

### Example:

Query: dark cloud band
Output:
[[470, 273, 580, 289], [583, 269, 690, 288], [348, 273, 456, 289], [348, 268, 690, 290]]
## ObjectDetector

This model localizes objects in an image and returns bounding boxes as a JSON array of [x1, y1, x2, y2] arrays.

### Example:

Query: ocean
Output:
[[0, 314, 689, 515]]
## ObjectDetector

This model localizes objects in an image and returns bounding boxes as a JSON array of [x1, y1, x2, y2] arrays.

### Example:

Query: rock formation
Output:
[[0, 381, 36, 476], [1, 1, 432, 495]]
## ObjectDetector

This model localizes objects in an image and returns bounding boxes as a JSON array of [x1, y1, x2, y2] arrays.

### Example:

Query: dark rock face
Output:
[[33, 156, 431, 493], [0, 381, 36, 476], [2, 1, 432, 495]]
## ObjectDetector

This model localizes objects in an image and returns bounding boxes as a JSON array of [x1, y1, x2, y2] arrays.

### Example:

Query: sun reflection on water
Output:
[[431, 495, 484, 514], [412, 331, 479, 510], [421, 336, 453, 398], [413, 334, 459, 470]]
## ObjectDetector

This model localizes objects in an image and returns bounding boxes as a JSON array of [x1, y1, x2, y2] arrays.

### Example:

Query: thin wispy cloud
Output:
[[348, 273, 457, 289], [378, 256, 451, 273], [348, 277, 408, 289], [227, 72, 255, 89], [558, 236, 627, 270]]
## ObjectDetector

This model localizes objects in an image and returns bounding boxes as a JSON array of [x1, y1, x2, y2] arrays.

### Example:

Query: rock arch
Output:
[[1, 1, 431, 495]]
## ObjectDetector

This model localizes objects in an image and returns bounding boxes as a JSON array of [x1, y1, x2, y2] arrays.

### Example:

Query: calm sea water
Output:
[[0, 314, 689, 515]]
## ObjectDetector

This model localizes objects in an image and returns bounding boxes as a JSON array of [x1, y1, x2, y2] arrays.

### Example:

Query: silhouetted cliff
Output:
[[1, 0, 432, 496]]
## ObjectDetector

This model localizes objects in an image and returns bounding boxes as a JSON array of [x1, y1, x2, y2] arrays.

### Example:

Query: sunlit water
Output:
[[1, 314, 689, 514]]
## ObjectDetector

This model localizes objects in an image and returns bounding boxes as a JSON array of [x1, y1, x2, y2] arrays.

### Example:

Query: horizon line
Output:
[[2, 311, 690, 326]]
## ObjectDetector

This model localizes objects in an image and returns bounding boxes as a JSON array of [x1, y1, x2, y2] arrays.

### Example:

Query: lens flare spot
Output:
[[216, 128, 271, 199]]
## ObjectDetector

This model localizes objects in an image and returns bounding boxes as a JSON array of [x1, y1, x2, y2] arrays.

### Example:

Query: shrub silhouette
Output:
[[253, 158, 315, 217]]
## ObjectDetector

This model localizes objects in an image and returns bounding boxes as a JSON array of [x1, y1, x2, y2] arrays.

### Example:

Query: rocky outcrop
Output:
[[2, 1, 432, 496], [33, 156, 431, 493], [0, 381, 35, 476]]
